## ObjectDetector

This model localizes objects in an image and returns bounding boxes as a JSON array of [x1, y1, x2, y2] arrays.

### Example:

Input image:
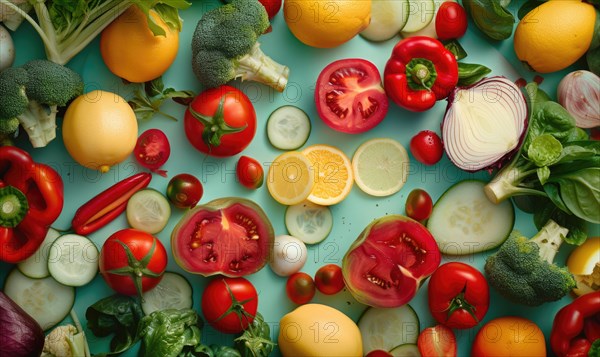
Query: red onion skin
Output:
[[441, 76, 529, 173], [0, 291, 44, 357]]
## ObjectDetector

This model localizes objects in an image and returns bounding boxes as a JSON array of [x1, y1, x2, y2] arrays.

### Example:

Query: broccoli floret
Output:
[[191, 0, 289, 92], [0, 59, 83, 148], [484, 219, 576, 306]]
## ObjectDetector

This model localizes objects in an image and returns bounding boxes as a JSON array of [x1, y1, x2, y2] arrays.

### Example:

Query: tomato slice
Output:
[[417, 324, 457, 357], [315, 59, 389, 134], [134, 129, 170, 176]]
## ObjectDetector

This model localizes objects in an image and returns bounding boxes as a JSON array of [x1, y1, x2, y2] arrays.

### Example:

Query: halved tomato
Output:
[[342, 215, 441, 308], [171, 197, 274, 277], [315, 59, 389, 134]]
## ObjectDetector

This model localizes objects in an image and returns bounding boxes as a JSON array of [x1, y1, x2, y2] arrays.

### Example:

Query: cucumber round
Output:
[[4, 268, 75, 331], [267, 105, 311, 150], [360, 0, 410, 42], [126, 188, 171, 234], [358, 304, 420, 354], [141, 272, 193, 315], [285, 201, 333, 244], [427, 180, 515, 255], [48, 233, 99, 287], [390, 343, 421, 357], [17, 228, 61, 279]]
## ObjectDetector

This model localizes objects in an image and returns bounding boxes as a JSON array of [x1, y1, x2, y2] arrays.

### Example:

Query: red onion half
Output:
[[442, 76, 528, 172]]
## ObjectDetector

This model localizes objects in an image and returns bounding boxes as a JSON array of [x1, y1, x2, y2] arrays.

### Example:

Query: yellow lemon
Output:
[[514, 0, 596, 73], [62, 90, 138, 173], [284, 0, 371, 48], [567, 236, 600, 296]]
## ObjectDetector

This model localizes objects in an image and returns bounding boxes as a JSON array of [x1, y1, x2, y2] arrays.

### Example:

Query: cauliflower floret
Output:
[[42, 325, 78, 357]]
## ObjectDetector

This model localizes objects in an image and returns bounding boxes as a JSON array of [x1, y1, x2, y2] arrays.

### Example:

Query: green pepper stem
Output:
[[406, 58, 437, 91], [0, 186, 29, 228]]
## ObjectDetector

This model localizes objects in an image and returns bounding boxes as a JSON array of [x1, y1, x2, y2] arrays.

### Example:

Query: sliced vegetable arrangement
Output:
[[0, 0, 598, 356]]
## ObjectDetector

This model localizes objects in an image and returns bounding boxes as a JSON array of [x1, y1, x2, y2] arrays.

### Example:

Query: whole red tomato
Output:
[[286, 272, 316, 304], [427, 262, 490, 329], [99, 229, 168, 296], [314, 264, 345, 295], [184, 85, 257, 157], [410, 130, 444, 165], [435, 2, 468, 40], [201, 277, 258, 334]]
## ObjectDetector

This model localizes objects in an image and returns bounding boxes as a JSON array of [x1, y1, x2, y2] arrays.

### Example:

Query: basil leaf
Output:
[[457, 62, 492, 86], [551, 167, 600, 223], [138, 309, 203, 357], [518, 0, 546, 19], [463, 0, 515, 40], [527, 134, 563, 167], [445, 40, 468, 60], [537, 166, 550, 185]]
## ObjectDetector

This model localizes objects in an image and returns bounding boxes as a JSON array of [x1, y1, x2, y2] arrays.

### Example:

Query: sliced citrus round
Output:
[[352, 138, 410, 197], [301, 144, 354, 206], [267, 151, 314, 205]]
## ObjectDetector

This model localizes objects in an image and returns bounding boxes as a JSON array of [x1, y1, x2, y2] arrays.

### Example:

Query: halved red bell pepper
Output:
[[384, 36, 458, 112], [0, 146, 63, 263]]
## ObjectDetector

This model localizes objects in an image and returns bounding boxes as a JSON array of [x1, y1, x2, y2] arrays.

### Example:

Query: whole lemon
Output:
[[514, 0, 596, 73], [284, 0, 371, 48], [62, 90, 138, 173], [278, 303, 363, 356]]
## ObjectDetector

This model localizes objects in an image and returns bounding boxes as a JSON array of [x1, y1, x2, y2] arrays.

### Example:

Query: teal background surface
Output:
[[1, 1, 599, 356]]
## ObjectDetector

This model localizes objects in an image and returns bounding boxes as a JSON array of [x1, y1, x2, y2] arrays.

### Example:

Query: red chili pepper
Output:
[[0, 147, 63, 263], [551, 291, 600, 357], [384, 36, 458, 112], [71, 172, 151, 235]]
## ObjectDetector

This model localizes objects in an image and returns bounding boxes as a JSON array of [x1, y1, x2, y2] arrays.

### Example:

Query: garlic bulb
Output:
[[557, 70, 600, 129]]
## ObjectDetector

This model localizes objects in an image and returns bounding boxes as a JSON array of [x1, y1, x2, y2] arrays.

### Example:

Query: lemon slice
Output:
[[352, 138, 410, 197], [267, 151, 314, 205], [301, 144, 354, 206]]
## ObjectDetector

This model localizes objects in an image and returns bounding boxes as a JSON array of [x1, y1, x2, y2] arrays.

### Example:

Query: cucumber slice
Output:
[[427, 180, 515, 255], [267, 105, 311, 150], [48, 233, 99, 287], [390, 343, 421, 357], [126, 188, 171, 234], [402, 0, 436, 33], [285, 201, 333, 244], [401, 0, 452, 38], [4, 268, 75, 331], [358, 304, 420, 354], [17, 228, 61, 279], [360, 0, 410, 42], [141, 272, 193, 315]]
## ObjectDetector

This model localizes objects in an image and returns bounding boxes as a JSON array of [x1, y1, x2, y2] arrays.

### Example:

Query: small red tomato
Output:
[[366, 350, 393, 357], [134, 129, 170, 177], [286, 272, 315, 305], [417, 324, 457, 357], [236, 156, 264, 189], [405, 189, 433, 221], [436, 2, 468, 40], [166, 173, 203, 209], [410, 130, 444, 165], [314, 264, 345, 295], [259, 0, 282, 19], [201, 277, 258, 334]]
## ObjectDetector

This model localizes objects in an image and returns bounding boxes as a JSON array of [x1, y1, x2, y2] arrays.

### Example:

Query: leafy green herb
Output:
[[128, 77, 196, 121], [517, 0, 546, 19], [457, 63, 492, 86], [528, 134, 562, 167], [234, 312, 275, 357], [138, 309, 203, 357], [85, 294, 144, 355], [462, 0, 515, 40], [445, 40, 468, 61]]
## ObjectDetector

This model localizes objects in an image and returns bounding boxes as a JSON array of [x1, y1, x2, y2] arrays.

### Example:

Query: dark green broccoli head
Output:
[[0, 67, 29, 120], [22, 59, 83, 106], [192, 51, 235, 88]]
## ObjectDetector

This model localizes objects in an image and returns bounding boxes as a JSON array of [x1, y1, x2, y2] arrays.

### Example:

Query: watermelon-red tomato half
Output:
[[315, 59, 389, 134], [342, 215, 441, 308], [171, 197, 274, 277], [201, 277, 258, 334], [99, 229, 168, 296], [184, 85, 256, 157]]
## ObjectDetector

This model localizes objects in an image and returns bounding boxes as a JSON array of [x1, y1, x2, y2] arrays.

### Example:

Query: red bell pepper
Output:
[[551, 291, 600, 357], [0, 146, 63, 263], [71, 172, 151, 235], [384, 36, 458, 112]]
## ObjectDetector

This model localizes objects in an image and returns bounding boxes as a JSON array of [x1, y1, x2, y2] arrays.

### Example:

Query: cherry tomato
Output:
[[201, 277, 258, 334], [133, 129, 170, 177], [99, 229, 167, 296], [236, 156, 264, 189], [259, 0, 281, 19], [405, 189, 433, 222], [428, 262, 490, 329], [365, 350, 393, 357], [417, 324, 457, 357], [314, 264, 345, 295], [435, 2, 468, 41], [184, 85, 257, 157], [315, 59, 389, 134], [410, 130, 444, 165], [286, 272, 316, 304], [166, 173, 203, 209]]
